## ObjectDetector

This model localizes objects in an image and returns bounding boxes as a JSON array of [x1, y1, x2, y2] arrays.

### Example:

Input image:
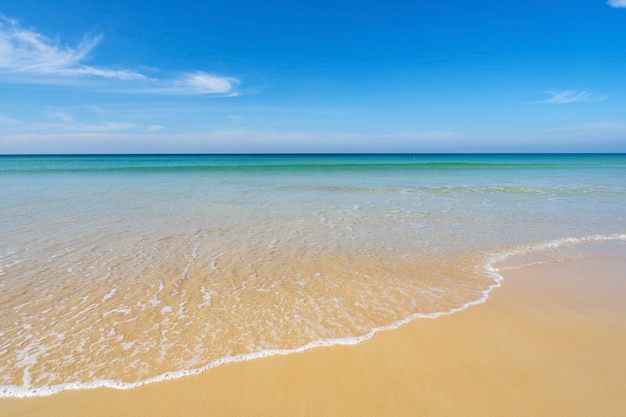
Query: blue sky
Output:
[[1, 0, 625, 153]]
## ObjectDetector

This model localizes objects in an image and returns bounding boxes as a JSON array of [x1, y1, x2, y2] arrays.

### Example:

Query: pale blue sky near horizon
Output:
[[1, 1, 625, 153]]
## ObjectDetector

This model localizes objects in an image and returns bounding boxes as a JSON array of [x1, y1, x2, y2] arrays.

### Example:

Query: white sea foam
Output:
[[1, 232, 623, 399], [102, 287, 118, 302], [102, 308, 131, 317]]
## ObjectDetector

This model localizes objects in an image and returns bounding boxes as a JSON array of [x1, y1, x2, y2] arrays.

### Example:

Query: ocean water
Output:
[[1, 154, 625, 397]]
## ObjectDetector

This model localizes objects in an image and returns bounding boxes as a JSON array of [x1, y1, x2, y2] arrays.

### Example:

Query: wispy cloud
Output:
[[0, 16, 144, 80], [45, 107, 74, 122], [72, 122, 139, 131], [0, 16, 239, 95], [607, 0, 626, 8], [138, 72, 240, 95], [175, 72, 238, 94], [34, 121, 140, 132], [0, 114, 18, 124], [0, 128, 471, 154], [547, 120, 626, 135], [538, 90, 607, 104], [35, 106, 166, 132]]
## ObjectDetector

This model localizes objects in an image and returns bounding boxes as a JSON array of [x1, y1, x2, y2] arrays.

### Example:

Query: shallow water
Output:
[[1, 154, 625, 397]]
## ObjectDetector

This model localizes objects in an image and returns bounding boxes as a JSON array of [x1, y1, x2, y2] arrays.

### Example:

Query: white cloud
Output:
[[175, 72, 238, 94], [148, 125, 164, 131], [45, 107, 74, 122], [68, 66, 145, 80], [32, 120, 139, 132], [0, 129, 471, 154], [4, 126, 625, 154], [0, 16, 239, 95], [75, 122, 138, 131], [539, 90, 607, 104], [132, 72, 238, 95], [607, 0, 626, 8], [0, 114, 17, 124], [547, 120, 626, 134], [0, 16, 144, 80]]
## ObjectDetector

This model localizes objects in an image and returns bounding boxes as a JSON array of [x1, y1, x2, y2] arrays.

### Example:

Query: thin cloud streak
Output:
[[0, 129, 466, 148], [3, 128, 625, 153], [607, 0, 626, 8], [547, 120, 626, 135], [0, 16, 239, 95], [0, 16, 144, 80], [34, 121, 139, 132], [45, 107, 74, 122], [0, 114, 18, 124], [538, 90, 607, 104], [177, 72, 238, 94], [134, 72, 240, 95]]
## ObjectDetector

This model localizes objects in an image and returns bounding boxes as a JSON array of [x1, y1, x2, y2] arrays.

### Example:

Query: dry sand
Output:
[[2, 255, 625, 417]]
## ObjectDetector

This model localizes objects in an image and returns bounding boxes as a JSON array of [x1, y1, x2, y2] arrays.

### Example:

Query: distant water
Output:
[[1, 154, 625, 397]]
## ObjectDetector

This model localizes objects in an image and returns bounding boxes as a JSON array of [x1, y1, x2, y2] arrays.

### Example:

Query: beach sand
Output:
[[2, 255, 625, 417]]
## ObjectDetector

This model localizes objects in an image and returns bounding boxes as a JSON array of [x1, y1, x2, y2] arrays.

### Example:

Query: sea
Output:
[[1, 154, 625, 397]]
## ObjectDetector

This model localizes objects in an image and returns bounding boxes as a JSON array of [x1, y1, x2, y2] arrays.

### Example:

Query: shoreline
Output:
[[2, 234, 623, 399], [2, 250, 625, 416]]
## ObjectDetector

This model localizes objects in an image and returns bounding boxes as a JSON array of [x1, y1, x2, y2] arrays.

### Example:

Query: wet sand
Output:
[[2, 255, 625, 417]]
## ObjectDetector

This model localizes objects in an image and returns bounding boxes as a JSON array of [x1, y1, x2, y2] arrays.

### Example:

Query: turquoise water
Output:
[[1, 154, 625, 396]]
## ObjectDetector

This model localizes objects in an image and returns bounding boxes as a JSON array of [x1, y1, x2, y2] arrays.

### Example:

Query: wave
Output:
[[311, 185, 626, 195], [1, 232, 624, 399]]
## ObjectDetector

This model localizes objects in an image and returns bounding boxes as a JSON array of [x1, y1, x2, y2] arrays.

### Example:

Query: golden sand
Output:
[[2, 255, 625, 417]]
